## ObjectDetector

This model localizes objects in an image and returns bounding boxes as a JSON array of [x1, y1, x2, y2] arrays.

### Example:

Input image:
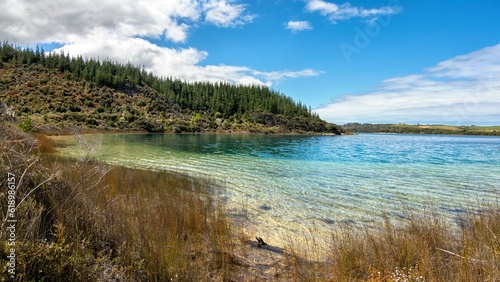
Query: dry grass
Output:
[[277, 206, 500, 281], [1, 123, 234, 281]]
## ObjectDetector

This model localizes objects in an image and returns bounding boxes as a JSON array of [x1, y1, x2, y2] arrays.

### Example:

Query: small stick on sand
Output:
[[256, 237, 267, 247]]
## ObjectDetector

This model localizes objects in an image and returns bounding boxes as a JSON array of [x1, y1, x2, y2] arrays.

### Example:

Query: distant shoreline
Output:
[[342, 123, 500, 136]]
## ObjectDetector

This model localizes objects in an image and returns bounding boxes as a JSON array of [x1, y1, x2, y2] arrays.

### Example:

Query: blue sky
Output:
[[1, 0, 499, 125]]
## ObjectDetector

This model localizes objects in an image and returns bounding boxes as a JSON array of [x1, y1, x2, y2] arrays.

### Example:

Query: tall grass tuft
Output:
[[281, 206, 500, 281]]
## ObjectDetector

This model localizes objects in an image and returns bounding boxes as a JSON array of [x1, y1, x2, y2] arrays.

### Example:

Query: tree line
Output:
[[0, 42, 316, 120]]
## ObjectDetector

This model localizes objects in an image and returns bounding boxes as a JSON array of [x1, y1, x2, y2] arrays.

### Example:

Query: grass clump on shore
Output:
[[0, 122, 233, 281], [281, 206, 500, 281]]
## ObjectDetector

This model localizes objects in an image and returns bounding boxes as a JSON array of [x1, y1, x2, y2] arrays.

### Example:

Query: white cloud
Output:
[[0, 0, 202, 44], [426, 44, 500, 79], [285, 21, 313, 32], [202, 0, 255, 27], [306, 0, 339, 15], [253, 69, 321, 81], [0, 0, 315, 86], [315, 44, 500, 125], [305, 0, 401, 23]]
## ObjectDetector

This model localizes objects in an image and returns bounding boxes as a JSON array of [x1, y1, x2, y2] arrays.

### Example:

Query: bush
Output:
[[62, 112, 86, 123], [18, 117, 34, 132], [133, 118, 164, 132], [95, 106, 105, 113], [68, 104, 81, 112], [85, 117, 98, 126]]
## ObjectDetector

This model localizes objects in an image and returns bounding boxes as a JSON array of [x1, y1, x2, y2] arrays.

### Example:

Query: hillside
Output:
[[343, 123, 500, 136], [0, 43, 344, 135]]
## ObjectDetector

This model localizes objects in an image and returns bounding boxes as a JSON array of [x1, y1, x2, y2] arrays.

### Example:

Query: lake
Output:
[[52, 133, 500, 243]]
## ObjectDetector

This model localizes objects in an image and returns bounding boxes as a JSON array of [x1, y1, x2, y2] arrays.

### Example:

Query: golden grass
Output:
[[418, 125, 461, 131], [1, 124, 234, 280], [279, 206, 500, 281]]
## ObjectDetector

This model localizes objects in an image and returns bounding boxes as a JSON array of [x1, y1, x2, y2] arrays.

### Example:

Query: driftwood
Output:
[[244, 237, 285, 254], [256, 237, 267, 247]]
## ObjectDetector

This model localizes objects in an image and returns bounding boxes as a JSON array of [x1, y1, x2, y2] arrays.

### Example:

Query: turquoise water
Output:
[[53, 133, 500, 240]]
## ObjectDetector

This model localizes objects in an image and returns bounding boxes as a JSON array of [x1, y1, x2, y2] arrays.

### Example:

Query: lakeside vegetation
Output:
[[343, 123, 500, 136], [1, 121, 235, 280], [1, 121, 499, 281], [0, 42, 344, 135]]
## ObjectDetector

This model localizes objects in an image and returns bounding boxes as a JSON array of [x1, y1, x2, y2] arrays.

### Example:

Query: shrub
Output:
[[133, 118, 164, 132], [18, 117, 34, 132], [68, 104, 81, 112], [95, 106, 105, 113]]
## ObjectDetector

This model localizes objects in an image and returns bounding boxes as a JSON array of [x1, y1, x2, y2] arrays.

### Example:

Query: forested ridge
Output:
[[0, 43, 344, 134]]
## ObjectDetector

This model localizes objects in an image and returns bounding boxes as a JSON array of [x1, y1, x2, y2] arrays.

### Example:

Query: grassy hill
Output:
[[0, 43, 344, 135], [343, 123, 500, 136]]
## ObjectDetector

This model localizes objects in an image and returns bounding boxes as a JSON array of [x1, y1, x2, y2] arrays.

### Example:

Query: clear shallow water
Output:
[[53, 133, 500, 240]]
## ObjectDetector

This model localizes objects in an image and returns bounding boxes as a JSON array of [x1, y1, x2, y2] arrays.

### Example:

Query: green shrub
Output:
[[68, 104, 81, 112], [18, 117, 34, 132], [85, 117, 98, 126], [133, 118, 164, 132], [95, 106, 105, 113]]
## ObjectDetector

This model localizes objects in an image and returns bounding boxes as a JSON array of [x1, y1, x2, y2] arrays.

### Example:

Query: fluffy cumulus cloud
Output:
[[0, 0, 313, 85], [202, 0, 255, 27], [315, 44, 500, 125], [285, 21, 313, 32], [306, 0, 401, 24], [0, 0, 202, 43]]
